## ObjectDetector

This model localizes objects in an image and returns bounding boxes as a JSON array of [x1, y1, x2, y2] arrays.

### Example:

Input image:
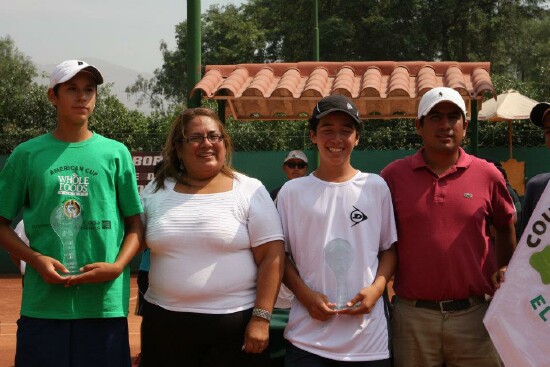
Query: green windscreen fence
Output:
[[1, 146, 549, 273]]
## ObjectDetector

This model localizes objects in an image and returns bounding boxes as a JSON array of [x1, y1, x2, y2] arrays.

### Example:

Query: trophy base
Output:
[[332, 302, 359, 311], [60, 269, 81, 276]]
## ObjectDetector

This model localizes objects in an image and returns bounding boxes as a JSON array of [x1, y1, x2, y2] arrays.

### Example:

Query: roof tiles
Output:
[[191, 61, 495, 121]]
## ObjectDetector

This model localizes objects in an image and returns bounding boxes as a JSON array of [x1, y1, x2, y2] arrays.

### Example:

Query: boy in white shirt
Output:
[[277, 95, 397, 366]]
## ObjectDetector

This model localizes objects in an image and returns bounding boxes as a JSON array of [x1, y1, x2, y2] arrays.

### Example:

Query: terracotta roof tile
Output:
[[272, 68, 301, 98], [191, 61, 495, 120], [360, 67, 382, 97]]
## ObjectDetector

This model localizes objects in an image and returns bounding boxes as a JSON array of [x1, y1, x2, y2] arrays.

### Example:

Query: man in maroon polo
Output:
[[381, 87, 516, 367]]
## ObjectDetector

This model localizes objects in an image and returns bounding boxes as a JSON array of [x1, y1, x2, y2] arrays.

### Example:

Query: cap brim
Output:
[[530, 102, 550, 127], [53, 66, 104, 88], [314, 108, 362, 124], [284, 157, 307, 163]]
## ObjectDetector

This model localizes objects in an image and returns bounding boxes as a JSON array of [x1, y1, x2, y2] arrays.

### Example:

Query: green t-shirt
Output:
[[0, 133, 143, 319]]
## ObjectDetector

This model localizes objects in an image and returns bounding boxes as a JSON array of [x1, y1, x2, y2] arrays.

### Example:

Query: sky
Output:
[[0, 0, 246, 74]]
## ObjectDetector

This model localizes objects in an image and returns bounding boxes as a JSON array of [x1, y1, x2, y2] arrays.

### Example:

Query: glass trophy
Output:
[[50, 202, 83, 275], [324, 238, 353, 310]]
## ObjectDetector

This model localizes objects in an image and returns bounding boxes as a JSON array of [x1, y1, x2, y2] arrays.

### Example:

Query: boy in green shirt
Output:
[[0, 60, 144, 367]]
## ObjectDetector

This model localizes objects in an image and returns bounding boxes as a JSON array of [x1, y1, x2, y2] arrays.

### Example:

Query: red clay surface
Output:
[[0, 275, 142, 367]]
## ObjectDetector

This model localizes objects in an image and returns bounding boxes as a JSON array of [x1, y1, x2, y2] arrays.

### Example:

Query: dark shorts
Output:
[[15, 316, 131, 367], [141, 302, 269, 367], [285, 343, 391, 367]]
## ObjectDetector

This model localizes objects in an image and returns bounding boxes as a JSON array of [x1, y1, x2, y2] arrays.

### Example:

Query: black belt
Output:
[[398, 296, 486, 312]]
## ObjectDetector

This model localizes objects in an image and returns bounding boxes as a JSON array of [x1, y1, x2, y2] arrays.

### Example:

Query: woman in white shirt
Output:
[[140, 107, 285, 367]]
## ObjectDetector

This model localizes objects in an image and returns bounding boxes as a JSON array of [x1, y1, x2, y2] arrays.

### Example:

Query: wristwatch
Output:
[[252, 307, 272, 322]]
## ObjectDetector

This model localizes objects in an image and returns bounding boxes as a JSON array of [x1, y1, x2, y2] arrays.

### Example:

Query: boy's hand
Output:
[[65, 262, 123, 286], [301, 289, 337, 321], [29, 254, 70, 284], [338, 285, 383, 316]]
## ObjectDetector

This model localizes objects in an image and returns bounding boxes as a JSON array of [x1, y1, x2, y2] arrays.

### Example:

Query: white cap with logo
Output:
[[49, 60, 104, 89], [417, 87, 467, 119]]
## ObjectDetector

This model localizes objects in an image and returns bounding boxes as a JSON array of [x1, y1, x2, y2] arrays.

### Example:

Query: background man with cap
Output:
[[381, 87, 516, 367], [0, 60, 144, 367], [269, 149, 308, 367], [270, 150, 309, 201], [521, 102, 550, 234], [277, 94, 397, 366]]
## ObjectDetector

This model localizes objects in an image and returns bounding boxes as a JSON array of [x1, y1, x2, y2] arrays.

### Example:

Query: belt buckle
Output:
[[439, 300, 454, 313]]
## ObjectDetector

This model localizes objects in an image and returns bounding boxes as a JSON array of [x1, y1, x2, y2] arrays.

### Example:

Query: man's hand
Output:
[[492, 266, 508, 289]]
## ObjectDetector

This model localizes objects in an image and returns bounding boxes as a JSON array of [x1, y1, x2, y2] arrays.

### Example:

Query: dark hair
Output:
[[153, 107, 234, 192]]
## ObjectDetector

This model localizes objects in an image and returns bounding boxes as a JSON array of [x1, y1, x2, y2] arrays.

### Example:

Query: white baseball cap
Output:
[[48, 60, 104, 89], [284, 150, 308, 164], [417, 87, 467, 119]]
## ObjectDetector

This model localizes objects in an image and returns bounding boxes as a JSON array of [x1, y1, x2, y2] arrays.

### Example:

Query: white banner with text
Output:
[[484, 181, 550, 367]]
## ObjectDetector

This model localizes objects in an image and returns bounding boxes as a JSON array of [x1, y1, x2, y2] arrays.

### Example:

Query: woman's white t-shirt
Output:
[[141, 173, 284, 314]]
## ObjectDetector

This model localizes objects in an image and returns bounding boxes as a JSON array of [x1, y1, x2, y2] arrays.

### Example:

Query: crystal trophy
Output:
[[324, 238, 353, 310], [50, 202, 83, 274]]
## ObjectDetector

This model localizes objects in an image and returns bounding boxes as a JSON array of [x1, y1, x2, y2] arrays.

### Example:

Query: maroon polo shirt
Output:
[[381, 148, 515, 301]]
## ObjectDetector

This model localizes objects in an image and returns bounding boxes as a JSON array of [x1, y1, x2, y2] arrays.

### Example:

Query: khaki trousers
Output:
[[392, 298, 502, 367]]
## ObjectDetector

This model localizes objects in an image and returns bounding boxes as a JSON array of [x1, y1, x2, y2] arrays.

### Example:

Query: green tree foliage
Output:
[[126, 4, 267, 108], [0, 36, 160, 154], [4, 2, 549, 154], [0, 36, 55, 153], [89, 85, 153, 150], [128, 0, 548, 151], [131, 0, 549, 97]]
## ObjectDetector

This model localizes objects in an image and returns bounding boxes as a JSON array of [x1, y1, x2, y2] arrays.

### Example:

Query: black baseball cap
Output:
[[310, 95, 362, 126], [530, 102, 550, 128], [309, 94, 362, 133]]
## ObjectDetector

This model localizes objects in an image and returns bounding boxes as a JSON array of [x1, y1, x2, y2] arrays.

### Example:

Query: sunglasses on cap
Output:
[[285, 162, 307, 169]]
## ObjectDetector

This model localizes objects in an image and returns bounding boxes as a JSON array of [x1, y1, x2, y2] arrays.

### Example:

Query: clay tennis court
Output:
[[0, 275, 142, 367]]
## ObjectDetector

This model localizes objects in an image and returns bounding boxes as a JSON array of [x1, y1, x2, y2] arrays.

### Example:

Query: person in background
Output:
[[270, 150, 308, 201], [381, 87, 516, 367], [521, 102, 550, 234], [135, 249, 150, 319], [134, 160, 163, 367], [484, 157, 522, 240], [278, 95, 397, 366], [133, 248, 149, 367], [0, 59, 144, 367], [269, 150, 308, 367], [9, 221, 29, 286], [140, 107, 285, 367]]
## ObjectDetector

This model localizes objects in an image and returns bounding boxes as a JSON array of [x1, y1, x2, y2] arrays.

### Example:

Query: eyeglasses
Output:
[[285, 162, 307, 169], [183, 133, 224, 144]]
